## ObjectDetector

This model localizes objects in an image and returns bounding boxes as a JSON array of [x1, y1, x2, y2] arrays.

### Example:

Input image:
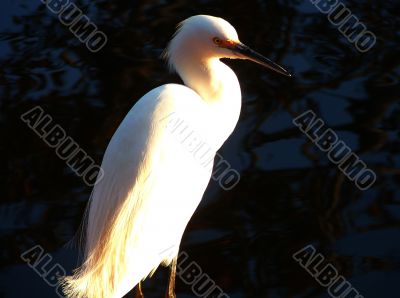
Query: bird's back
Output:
[[62, 83, 216, 298]]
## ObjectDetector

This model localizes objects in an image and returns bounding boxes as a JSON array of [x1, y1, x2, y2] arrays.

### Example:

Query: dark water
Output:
[[0, 0, 399, 297]]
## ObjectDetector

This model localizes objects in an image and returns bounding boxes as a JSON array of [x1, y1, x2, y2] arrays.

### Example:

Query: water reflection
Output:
[[0, 0, 399, 297]]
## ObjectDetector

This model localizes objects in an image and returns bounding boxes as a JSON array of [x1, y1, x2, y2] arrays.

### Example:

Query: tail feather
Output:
[[60, 172, 150, 298], [60, 166, 178, 298]]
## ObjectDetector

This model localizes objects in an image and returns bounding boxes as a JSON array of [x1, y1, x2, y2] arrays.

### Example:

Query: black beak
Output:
[[232, 43, 292, 77]]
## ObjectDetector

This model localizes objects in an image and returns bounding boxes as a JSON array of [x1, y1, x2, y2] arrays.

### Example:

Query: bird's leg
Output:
[[134, 281, 144, 298], [165, 257, 177, 298]]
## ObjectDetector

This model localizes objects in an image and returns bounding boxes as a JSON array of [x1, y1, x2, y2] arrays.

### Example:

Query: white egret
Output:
[[61, 15, 291, 298]]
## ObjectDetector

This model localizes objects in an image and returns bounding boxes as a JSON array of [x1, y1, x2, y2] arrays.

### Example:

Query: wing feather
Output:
[[62, 84, 214, 298]]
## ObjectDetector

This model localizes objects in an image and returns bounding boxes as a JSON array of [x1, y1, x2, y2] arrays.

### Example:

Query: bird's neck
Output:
[[177, 58, 239, 103], [176, 57, 242, 148]]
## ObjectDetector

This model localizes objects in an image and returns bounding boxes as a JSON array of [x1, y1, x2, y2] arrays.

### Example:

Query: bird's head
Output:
[[163, 15, 291, 77]]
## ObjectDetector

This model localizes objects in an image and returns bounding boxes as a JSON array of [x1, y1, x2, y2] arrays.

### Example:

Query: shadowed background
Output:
[[0, 0, 399, 297]]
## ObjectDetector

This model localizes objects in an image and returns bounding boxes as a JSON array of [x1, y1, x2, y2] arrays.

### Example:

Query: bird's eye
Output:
[[213, 37, 222, 45]]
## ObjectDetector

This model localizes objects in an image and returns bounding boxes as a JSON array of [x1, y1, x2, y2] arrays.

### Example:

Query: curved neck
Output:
[[175, 56, 240, 104], [174, 56, 242, 148]]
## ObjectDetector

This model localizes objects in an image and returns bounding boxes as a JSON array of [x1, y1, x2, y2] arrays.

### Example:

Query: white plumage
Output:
[[61, 15, 290, 298]]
